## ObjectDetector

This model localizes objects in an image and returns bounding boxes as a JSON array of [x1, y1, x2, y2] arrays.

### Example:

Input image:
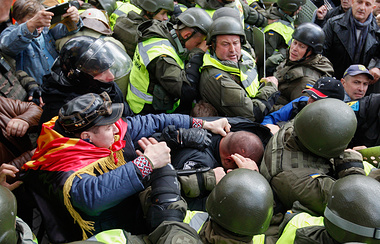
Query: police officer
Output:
[[65, 169, 275, 244], [274, 22, 334, 105], [113, 0, 174, 57], [194, 0, 267, 28], [277, 174, 380, 243], [39, 36, 133, 130], [199, 16, 279, 122], [0, 185, 38, 244], [264, 0, 306, 75], [260, 98, 366, 216], [127, 7, 213, 115]]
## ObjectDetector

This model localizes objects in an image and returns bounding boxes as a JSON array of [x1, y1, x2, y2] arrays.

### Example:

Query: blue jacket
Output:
[[70, 114, 192, 234], [262, 96, 309, 125], [0, 20, 82, 84]]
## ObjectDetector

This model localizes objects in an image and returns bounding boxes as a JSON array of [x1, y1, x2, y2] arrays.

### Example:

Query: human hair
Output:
[[191, 100, 218, 117], [225, 131, 264, 164], [12, 0, 43, 22]]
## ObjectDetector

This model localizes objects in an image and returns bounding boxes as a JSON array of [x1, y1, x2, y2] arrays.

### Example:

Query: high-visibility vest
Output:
[[127, 37, 184, 114], [202, 49, 260, 98], [263, 20, 294, 46], [109, 1, 142, 30], [183, 210, 266, 243], [195, 0, 244, 25], [277, 212, 324, 244]]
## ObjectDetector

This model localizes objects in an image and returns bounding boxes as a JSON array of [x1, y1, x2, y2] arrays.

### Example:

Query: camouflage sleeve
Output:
[[148, 221, 202, 244], [15, 70, 36, 88]]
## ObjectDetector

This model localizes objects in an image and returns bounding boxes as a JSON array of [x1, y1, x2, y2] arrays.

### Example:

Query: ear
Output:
[[80, 131, 90, 140], [181, 29, 193, 40]]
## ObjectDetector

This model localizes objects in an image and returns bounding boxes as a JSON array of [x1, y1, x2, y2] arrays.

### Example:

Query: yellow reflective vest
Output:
[[127, 37, 184, 114], [277, 212, 324, 244], [109, 1, 142, 30], [263, 20, 294, 46], [202, 49, 260, 98], [183, 210, 266, 243]]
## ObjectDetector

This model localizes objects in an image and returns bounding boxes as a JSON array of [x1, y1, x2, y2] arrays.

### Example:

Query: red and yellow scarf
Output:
[[23, 117, 129, 239]]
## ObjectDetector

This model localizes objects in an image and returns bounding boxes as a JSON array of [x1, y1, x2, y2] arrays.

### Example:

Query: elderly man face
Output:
[[214, 34, 242, 63], [351, 0, 376, 23]]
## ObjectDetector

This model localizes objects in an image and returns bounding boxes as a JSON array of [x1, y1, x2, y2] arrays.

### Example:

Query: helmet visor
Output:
[[79, 40, 132, 82]]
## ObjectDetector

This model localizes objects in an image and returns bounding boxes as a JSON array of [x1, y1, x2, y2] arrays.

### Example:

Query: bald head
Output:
[[222, 131, 264, 164]]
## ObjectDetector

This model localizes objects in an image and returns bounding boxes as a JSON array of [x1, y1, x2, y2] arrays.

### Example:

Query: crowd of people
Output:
[[0, 0, 380, 243]]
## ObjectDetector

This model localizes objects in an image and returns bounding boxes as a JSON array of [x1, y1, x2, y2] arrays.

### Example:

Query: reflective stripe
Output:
[[109, 2, 142, 29], [138, 39, 174, 66], [127, 37, 184, 113], [184, 211, 209, 233], [113, 9, 128, 17], [188, 212, 209, 232], [129, 81, 153, 102], [202, 50, 259, 97], [325, 207, 380, 239]]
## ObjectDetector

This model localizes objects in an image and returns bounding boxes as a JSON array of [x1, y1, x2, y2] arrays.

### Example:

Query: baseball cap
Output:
[[343, 64, 374, 80], [303, 77, 345, 101], [58, 92, 123, 133]]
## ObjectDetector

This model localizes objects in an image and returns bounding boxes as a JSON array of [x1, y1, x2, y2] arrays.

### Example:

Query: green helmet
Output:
[[292, 22, 325, 54], [294, 98, 357, 158], [0, 186, 17, 244], [135, 0, 174, 12], [206, 169, 273, 236], [96, 0, 117, 16], [277, 0, 306, 12], [177, 7, 213, 35], [324, 175, 380, 243], [206, 16, 246, 45]]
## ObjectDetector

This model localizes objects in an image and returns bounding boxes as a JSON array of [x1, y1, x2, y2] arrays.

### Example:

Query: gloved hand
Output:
[[179, 127, 212, 151], [185, 52, 204, 86], [25, 81, 42, 100]]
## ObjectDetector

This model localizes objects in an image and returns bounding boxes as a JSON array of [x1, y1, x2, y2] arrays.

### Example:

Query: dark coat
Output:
[[323, 10, 380, 79]]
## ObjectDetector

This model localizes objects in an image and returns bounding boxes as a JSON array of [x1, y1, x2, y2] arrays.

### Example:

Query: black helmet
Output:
[[292, 22, 325, 54], [277, 0, 306, 12], [294, 98, 357, 158], [59, 36, 132, 83], [0, 186, 17, 244], [135, 0, 174, 12], [58, 92, 123, 133], [206, 169, 273, 236], [206, 16, 246, 45], [324, 175, 380, 243], [177, 7, 213, 35]]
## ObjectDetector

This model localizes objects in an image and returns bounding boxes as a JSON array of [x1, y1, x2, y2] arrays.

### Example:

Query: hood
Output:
[[137, 19, 174, 43]]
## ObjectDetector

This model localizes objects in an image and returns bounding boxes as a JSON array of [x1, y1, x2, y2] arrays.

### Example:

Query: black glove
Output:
[[25, 81, 42, 99], [185, 52, 204, 86], [179, 127, 212, 151], [159, 126, 212, 151]]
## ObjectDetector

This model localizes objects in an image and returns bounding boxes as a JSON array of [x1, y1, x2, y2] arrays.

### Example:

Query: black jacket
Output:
[[348, 94, 380, 148], [323, 10, 380, 79]]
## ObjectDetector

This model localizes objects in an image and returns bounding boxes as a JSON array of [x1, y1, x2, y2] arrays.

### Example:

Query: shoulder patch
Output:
[[305, 83, 313, 89], [346, 101, 359, 111], [309, 173, 321, 178], [215, 73, 223, 80]]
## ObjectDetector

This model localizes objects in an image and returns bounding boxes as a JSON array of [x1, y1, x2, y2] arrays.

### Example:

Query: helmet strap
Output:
[[170, 28, 189, 59], [278, 8, 295, 23], [324, 206, 380, 239]]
